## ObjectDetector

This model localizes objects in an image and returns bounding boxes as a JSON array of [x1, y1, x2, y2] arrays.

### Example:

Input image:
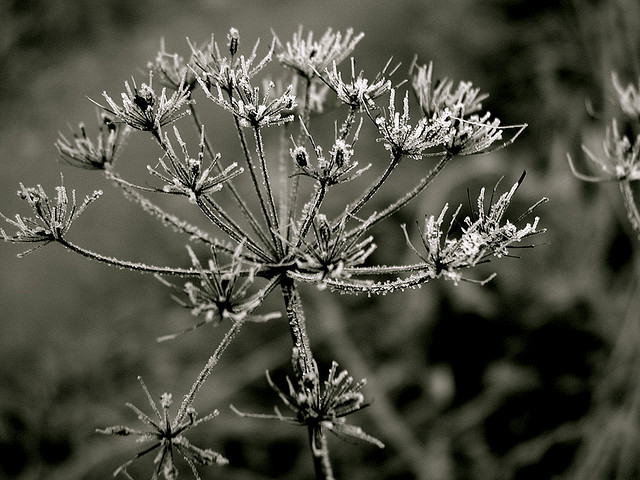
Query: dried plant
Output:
[[1, 27, 546, 479]]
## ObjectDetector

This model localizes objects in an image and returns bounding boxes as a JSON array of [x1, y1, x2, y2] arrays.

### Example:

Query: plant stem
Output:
[[280, 275, 314, 376], [619, 179, 640, 240], [309, 429, 335, 480]]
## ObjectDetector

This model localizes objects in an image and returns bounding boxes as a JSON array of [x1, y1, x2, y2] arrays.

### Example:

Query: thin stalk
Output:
[[253, 126, 283, 258], [196, 196, 272, 262], [56, 236, 201, 277], [338, 105, 358, 141], [232, 116, 281, 257], [188, 104, 273, 250], [347, 152, 452, 239], [309, 430, 335, 480], [619, 179, 640, 240], [175, 318, 245, 424], [340, 151, 403, 224], [296, 182, 327, 248], [280, 276, 314, 379]]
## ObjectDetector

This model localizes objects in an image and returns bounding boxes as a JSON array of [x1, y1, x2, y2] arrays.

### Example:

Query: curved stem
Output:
[[347, 152, 452, 239], [175, 318, 245, 424], [296, 182, 327, 248], [56, 236, 201, 277]]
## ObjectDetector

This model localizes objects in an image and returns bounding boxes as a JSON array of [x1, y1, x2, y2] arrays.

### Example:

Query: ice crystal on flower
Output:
[[613, 72, 640, 118]]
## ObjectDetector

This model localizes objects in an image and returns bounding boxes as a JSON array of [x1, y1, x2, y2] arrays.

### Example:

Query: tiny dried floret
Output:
[[321, 57, 395, 110], [290, 120, 370, 186], [232, 360, 384, 453], [569, 119, 640, 182], [275, 27, 364, 80], [405, 172, 546, 283], [95, 72, 193, 134], [56, 113, 130, 170], [190, 28, 274, 93], [156, 244, 280, 341], [1, 178, 102, 256], [98, 376, 227, 480], [147, 125, 243, 202], [148, 38, 200, 92]]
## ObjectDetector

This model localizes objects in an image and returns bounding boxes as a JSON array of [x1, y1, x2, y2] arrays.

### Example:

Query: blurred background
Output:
[[2, 0, 640, 479]]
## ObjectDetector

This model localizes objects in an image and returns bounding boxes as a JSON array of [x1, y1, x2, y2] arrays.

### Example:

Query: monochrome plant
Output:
[[1, 27, 546, 479]]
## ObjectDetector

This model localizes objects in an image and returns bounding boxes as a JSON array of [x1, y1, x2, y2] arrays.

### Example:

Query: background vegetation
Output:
[[1, 0, 639, 478]]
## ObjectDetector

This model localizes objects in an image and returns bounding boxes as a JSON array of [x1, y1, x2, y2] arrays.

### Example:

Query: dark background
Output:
[[1, 1, 640, 479]]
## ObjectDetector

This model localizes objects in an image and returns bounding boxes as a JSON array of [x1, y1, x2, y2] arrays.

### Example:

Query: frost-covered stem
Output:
[[297, 182, 327, 247], [310, 429, 335, 480], [619, 179, 640, 240], [280, 276, 314, 378], [338, 105, 358, 140], [55, 236, 201, 277], [188, 104, 272, 250], [342, 151, 403, 223], [253, 126, 283, 257], [232, 116, 281, 257], [175, 318, 245, 424], [350, 152, 452, 237], [195, 196, 271, 262]]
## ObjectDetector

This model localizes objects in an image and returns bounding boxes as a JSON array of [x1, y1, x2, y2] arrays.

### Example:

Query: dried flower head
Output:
[[375, 89, 452, 159], [147, 126, 243, 202], [232, 360, 384, 453], [405, 172, 546, 283], [98, 376, 227, 480], [1, 178, 102, 256], [156, 244, 279, 341], [291, 120, 370, 186], [569, 119, 640, 182], [321, 57, 395, 110], [292, 213, 376, 289], [148, 38, 199, 92], [275, 27, 364, 80], [190, 29, 274, 93], [56, 113, 130, 170], [95, 72, 192, 134], [200, 76, 296, 128]]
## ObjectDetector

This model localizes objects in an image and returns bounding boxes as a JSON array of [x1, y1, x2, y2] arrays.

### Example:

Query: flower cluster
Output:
[[405, 173, 546, 283], [147, 126, 243, 202], [55, 113, 130, 171], [320, 57, 395, 111], [98, 376, 227, 480], [292, 214, 376, 288], [375, 89, 452, 159], [275, 27, 364, 80], [201, 76, 296, 128], [95, 73, 192, 134], [569, 119, 640, 182], [232, 360, 383, 453], [148, 38, 200, 92], [1, 179, 102, 256], [190, 29, 274, 93], [290, 122, 370, 186], [156, 245, 279, 341]]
